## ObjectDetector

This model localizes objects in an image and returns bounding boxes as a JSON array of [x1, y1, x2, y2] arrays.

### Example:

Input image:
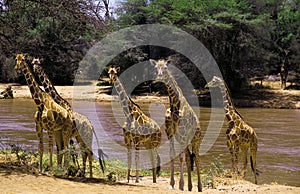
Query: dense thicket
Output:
[[115, 0, 300, 90], [0, 0, 109, 84], [0, 0, 299, 91]]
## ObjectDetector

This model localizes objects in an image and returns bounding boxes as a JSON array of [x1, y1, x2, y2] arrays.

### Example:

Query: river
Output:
[[0, 99, 299, 186]]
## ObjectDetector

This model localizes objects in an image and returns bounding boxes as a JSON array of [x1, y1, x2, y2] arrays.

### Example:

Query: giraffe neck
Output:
[[113, 76, 136, 120], [21, 61, 43, 107], [166, 81, 180, 111], [219, 81, 242, 122], [161, 70, 185, 111], [33, 65, 72, 110]]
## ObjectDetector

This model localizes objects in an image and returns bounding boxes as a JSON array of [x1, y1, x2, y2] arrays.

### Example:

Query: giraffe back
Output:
[[40, 92, 73, 130], [72, 112, 94, 150]]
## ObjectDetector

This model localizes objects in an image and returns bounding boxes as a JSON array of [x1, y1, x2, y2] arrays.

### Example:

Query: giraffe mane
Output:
[[222, 79, 244, 119], [129, 97, 141, 109]]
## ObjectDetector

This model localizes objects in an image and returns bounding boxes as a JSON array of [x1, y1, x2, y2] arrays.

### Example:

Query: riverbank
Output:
[[0, 153, 299, 194], [1, 81, 299, 109]]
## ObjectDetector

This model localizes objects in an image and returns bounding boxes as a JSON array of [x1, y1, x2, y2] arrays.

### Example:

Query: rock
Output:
[[0, 85, 13, 99]]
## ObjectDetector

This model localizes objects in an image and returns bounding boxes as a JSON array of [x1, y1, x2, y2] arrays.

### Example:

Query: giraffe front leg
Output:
[[124, 133, 132, 183], [127, 146, 132, 182], [62, 131, 70, 172], [234, 146, 239, 174], [169, 136, 175, 189], [48, 130, 53, 171], [227, 142, 236, 175], [149, 147, 158, 183], [35, 120, 43, 172], [135, 143, 140, 183], [54, 131, 63, 168], [179, 151, 185, 191]]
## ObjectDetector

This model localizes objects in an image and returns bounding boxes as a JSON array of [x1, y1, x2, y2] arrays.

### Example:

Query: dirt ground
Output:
[[0, 159, 299, 194], [1, 81, 300, 108]]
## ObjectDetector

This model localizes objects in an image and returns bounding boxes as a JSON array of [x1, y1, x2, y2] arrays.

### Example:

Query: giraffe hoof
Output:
[[169, 186, 174, 190]]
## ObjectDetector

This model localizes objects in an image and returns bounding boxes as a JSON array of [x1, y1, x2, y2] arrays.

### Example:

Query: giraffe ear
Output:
[[149, 59, 157, 67], [116, 66, 120, 72], [103, 66, 109, 71], [166, 58, 172, 66], [22, 53, 28, 60]]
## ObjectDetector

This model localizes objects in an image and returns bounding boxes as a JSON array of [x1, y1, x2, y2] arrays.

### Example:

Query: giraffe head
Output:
[[32, 58, 41, 65], [15, 53, 26, 71], [150, 59, 171, 81], [107, 66, 120, 84], [32, 58, 42, 73], [205, 76, 223, 88]]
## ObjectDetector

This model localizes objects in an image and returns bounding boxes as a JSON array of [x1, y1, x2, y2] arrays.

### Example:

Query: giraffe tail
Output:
[[250, 156, 261, 176], [91, 125, 108, 174], [190, 153, 195, 171], [98, 148, 108, 174], [156, 154, 161, 176]]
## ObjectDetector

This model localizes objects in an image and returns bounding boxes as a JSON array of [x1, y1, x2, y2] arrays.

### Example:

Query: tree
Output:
[[261, 0, 300, 89], [115, 0, 267, 91], [0, 0, 109, 84]]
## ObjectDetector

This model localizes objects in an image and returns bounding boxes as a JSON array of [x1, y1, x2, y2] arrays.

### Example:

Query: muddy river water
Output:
[[0, 99, 299, 186]]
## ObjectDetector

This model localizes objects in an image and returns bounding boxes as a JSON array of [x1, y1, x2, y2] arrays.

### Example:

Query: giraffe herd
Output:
[[13, 54, 259, 192]]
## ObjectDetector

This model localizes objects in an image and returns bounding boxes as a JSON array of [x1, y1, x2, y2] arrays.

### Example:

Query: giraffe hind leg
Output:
[[156, 154, 161, 176], [228, 145, 236, 174], [179, 151, 185, 191], [135, 144, 140, 183], [190, 152, 195, 171], [193, 150, 202, 192], [192, 130, 202, 192], [185, 148, 193, 191], [88, 149, 93, 178], [54, 131, 64, 168], [241, 146, 248, 178], [127, 147, 132, 183], [234, 146, 239, 174], [149, 148, 157, 183], [81, 148, 88, 176], [250, 147, 259, 184]]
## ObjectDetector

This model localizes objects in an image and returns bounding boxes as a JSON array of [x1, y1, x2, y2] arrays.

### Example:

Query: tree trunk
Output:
[[280, 62, 288, 90]]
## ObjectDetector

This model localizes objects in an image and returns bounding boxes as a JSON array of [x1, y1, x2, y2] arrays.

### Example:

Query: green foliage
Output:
[[0, 142, 245, 189], [0, 0, 109, 84], [202, 156, 230, 188], [1, 0, 299, 90], [97, 80, 110, 86], [114, 0, 300, 91]]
